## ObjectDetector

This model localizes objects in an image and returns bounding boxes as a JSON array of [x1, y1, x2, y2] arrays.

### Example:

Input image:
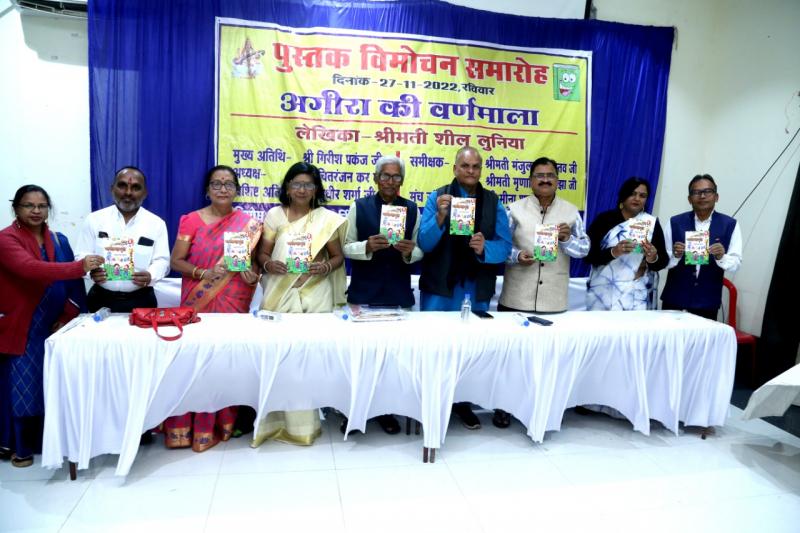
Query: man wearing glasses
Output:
[[661, 174, 742, 319], [342, 156, 422, 435], [494, 156, 589, 428], [75, 166, 170, 313], [499, 156, 589, 314]]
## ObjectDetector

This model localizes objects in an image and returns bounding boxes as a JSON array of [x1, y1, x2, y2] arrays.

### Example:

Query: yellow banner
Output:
[[216, 20, 590, 218]]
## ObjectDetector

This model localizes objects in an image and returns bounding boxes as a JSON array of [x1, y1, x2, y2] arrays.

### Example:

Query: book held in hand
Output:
[[223, 231, 250, 271], [103, 237, 134, 280], [286, 232, 312, 273], [685, 230, 709, 265], [449, 197, 476, 236], [380, 205, 407, 244], [627, 219, 651, 254], [533, 224, 559, 262]]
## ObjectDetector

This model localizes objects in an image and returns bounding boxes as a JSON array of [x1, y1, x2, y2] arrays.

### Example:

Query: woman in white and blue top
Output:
[[586, 177, 669, 311]]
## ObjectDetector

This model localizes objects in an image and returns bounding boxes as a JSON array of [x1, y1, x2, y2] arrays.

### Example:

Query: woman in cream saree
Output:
[[252, 162, 346, 446]]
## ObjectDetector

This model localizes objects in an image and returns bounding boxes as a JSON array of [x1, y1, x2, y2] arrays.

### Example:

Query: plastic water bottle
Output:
[[252, 309, 281, 321], [92, 307, 111, 322], [513, 313, 530, 327], [460, 293, 472, 321], [333, 305, 350, 321]]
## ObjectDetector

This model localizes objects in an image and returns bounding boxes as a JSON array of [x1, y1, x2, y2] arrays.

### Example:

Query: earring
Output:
[[205, 194, 210, 201]]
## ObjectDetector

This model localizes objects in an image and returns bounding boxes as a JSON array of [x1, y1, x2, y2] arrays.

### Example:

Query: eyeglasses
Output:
[[209, 181, 237, 191], [532, 172, 557, 180], [289, 182, 316, 191], [19, 203, 50, 211], [689, 188, 716, 197], [377, 173, 403, 183]]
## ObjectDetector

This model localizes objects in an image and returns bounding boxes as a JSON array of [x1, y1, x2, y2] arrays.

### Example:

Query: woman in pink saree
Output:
[[163, 165, 262, 452]]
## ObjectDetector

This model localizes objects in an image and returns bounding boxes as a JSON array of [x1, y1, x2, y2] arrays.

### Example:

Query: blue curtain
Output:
[[89, 0, 673, 276]]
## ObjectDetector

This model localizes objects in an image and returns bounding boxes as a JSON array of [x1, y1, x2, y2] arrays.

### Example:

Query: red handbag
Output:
[[128, 307, 201, 341]]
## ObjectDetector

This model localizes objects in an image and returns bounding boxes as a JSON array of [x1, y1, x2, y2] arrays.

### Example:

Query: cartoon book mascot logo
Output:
[[553, 64, 580, 102]]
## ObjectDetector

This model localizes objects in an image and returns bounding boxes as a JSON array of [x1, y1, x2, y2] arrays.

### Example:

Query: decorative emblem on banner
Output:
[[552, 64, 580, 101], [232, 37, 265, 79]]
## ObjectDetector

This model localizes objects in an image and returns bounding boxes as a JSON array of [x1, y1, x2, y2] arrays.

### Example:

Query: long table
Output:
[[42, 310, 736, 476]]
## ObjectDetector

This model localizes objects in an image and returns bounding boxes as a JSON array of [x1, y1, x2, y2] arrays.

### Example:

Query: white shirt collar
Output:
[[113, 206, 141, 226], [694, 210, 715, 226]]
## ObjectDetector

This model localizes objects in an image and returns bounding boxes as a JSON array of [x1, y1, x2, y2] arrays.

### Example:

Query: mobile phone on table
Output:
[[527, 315, 553, 326], [472, 310, 494, 319]]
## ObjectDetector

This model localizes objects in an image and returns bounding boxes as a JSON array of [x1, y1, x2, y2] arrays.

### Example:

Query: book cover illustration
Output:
[[627, 219, 651, 254], [380, 205, 407, 244], [449, 197, 476, 236], [286, 232, 312, 273], [224, 231, 250, 271], [685, 230, 710, 265], [103, 237, 134, 280], [533, 224, 559, 262]]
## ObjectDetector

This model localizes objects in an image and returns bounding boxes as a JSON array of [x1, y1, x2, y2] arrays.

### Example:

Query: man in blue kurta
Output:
[[342, 156, 423, 434], [661, 174, 742, 319], [417, 146, 512, 429]]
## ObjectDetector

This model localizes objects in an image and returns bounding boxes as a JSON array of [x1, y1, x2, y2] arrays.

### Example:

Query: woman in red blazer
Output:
[[0, 185, 103, 467]]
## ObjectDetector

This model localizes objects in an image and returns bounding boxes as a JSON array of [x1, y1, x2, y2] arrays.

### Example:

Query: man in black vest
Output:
[[342, 156, 423, 434], [418, 146, 512, 429], [661, 174, 742, 319]]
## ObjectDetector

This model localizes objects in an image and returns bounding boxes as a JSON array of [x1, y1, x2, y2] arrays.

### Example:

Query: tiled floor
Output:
[[1, 405, 799, 533]]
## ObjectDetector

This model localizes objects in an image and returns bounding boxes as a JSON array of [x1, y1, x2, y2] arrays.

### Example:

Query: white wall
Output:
[[443, 0, 586, 18], [594, 0, 800, 335], [2, 0, 798, 335], [0, 1, 90, 243]]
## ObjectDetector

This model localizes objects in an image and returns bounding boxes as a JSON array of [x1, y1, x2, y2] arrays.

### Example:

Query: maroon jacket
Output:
[[0, 222, 85, 355]]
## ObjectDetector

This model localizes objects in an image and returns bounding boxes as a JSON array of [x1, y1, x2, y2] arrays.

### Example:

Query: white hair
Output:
[[374, 156, 405, 177]]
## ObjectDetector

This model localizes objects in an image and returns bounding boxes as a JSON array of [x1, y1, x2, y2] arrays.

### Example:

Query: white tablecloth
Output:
[[742, 363, 800, 420], [43, 310, 736, 476]]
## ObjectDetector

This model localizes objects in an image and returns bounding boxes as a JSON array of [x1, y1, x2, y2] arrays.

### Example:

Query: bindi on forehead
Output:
[[213, 170, 235, 181], [116, 173, 143, 187]]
